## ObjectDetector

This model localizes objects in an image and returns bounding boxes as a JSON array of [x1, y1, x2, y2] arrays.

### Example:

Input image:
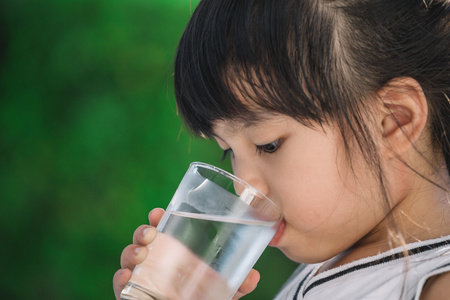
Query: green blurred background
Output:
[[0, 0, 297, 299]]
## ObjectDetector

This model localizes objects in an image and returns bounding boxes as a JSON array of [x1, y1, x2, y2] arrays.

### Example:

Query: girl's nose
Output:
[[233, 164, 270, 199]]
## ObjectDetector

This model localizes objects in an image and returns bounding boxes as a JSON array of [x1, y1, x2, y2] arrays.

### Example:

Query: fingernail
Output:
[[143, 227, 151, 237], [143, 227, 156, 239], [134, 247, 142, 256]]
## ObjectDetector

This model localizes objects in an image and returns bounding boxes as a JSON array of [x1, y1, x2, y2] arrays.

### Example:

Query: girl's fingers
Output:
[[113, 268, 132, 300], [113, 209, 165, 300], [120, 244, 149, 270], [232, 269, 260, 300], [148, 208, 165, 226]]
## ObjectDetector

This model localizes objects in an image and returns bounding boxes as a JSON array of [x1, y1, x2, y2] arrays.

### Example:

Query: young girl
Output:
[[113, 0, 450, 299]]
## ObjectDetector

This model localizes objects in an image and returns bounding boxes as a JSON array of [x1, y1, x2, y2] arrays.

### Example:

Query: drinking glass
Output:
[[120, 162, 283, 300]]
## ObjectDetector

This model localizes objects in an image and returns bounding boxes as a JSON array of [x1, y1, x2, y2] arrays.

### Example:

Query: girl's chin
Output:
[[269, 227, 332, 264], [269, 219, 286, 247]]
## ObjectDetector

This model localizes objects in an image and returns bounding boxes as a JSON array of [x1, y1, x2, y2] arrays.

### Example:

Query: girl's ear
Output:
[[376, 77, 428, 159]]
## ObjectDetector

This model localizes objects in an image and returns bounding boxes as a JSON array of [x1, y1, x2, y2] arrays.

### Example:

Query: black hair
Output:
[[174, 0, 450, 176]]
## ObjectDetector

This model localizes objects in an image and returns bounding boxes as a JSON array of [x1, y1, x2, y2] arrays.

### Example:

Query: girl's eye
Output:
[[221, 148, 233, 162], [256, 139, 281, 154]]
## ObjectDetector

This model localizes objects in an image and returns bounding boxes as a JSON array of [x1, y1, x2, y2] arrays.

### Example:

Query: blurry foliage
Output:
[[0, 0, 297, 299]]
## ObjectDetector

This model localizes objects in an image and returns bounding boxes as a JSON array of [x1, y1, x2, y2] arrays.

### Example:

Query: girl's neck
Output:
[[319, 178, 450, 273]]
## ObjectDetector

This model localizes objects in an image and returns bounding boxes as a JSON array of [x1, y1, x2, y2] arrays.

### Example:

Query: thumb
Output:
[[232, 269, 260, 299]]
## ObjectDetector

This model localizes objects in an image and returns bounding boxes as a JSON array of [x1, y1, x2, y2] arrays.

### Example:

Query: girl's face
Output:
[[212, 114, 387, 263]]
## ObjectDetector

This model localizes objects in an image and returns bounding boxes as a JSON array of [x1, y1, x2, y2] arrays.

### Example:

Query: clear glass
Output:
[[120, 162, 283, 300]]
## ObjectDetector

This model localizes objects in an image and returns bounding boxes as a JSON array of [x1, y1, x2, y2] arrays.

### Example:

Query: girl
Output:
[[114, 0, 450, 299]]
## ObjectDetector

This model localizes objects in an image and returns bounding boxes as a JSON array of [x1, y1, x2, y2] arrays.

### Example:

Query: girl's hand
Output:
[[232, 270, 260, 300], [112, 208, 260, 300], [113, 208, 165, 299]]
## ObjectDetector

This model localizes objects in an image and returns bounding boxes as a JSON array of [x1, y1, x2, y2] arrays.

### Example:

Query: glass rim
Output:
[[189, 162, 282, 217]]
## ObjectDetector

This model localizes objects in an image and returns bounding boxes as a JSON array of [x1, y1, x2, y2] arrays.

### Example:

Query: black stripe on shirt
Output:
[[294, 269, 313, 300], [303, 238, 450, 297]]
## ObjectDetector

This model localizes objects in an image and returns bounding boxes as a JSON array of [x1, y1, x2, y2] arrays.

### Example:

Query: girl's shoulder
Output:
[[275, 235, 450, 300], [418, 267, 450, 300]]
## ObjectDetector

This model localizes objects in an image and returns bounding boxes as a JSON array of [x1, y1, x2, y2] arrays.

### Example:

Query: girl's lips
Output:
[[269, 219, 286, 247]]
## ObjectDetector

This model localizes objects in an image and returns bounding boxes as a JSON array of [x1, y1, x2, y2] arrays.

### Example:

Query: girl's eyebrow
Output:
[[210, 121, 254, 140], [220, 112, 281, 131], [211, 114, 282, 139]]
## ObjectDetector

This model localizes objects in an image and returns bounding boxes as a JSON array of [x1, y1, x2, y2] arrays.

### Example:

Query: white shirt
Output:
[[274, 235, 450, 300]]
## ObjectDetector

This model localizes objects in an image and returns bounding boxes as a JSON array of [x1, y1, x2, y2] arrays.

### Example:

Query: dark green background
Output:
[[0, 0, 297, 299]]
